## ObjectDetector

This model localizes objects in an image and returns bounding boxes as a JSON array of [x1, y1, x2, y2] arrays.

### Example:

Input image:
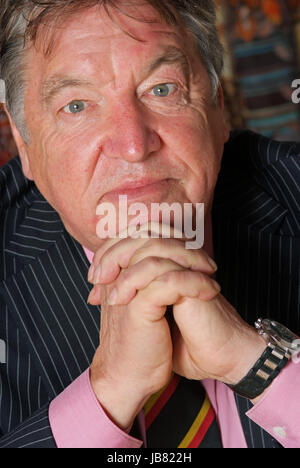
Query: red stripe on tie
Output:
[[145, 374, 180, 430], [187, 406, 215, 448]]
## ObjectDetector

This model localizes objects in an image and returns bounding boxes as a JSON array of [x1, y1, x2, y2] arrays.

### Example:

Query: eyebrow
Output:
[[147, 46, 191, 81], [41, 46, 191, 105], [41, 77, 94, 105]]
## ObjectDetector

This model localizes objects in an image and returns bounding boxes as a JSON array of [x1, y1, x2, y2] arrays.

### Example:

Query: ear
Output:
[[4, 107, 34, 181]]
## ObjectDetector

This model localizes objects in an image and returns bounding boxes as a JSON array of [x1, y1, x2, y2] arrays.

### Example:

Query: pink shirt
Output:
[[48, 248, 300, 448]]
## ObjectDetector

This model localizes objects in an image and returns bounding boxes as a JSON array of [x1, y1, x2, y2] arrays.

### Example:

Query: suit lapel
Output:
[[4, 186, 64, 261], [1, 190, 100, 398]]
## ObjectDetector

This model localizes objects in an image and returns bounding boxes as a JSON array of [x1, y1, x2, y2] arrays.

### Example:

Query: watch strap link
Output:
[[228, 343, 290, 399]]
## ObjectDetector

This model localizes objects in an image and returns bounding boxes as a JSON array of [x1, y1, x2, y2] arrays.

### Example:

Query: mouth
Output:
[[101, 178, 172, 202]]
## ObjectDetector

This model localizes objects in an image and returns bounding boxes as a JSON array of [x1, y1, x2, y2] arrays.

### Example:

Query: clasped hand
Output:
[[87, 224, 266, 430]]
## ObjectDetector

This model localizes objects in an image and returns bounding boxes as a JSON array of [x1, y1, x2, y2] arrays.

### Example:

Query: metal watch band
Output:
[[227, 343, 290, 400]]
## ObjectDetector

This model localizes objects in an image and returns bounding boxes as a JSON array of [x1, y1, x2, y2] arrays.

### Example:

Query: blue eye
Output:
[[151, 84, 175, 97], [64, 100, 87, 114]]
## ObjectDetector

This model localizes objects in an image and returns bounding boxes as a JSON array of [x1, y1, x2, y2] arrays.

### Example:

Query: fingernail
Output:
[[208, 257, 218, 272], [93, 264, 102, 284], [212, 280, 221, 293], [107, 288, 117, 306], [88, 264, 95, 282], [87, 287, 96, 304]]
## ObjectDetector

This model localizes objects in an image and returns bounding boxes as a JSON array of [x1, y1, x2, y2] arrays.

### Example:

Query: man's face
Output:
[[15, 3, 229, 251]]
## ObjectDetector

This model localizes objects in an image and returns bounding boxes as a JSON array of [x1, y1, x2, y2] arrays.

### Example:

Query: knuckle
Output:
[[194, 271, 213, 289], [180, 270, 198, 284], [146, 256, 164, 268], [143, 238, 156, 248], [129, 240, 160, 262], [130, 252, 164, 269], [152, 237, 171, 247], [160, 270, 204, 289], [153, 237, 181, 249], [129, 249, 145, 266], [195, 271, 206, 281], [159, 269, 180, 284]]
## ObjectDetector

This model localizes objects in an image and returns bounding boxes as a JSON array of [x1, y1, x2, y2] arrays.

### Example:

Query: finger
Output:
[[88, 222, 190, 283], [136, 221, 190, 240], [87, 283, 102, 305], [90, 237, 217, 286], [109, 270, 221, 309], [128, 238, 217, 273], [90, 237, 151, 285], [107, 257, 185, 306]]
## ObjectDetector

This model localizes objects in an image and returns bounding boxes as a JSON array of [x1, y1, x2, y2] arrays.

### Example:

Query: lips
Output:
[[101, 178, 172, 202], [108, 178, 168, 192]]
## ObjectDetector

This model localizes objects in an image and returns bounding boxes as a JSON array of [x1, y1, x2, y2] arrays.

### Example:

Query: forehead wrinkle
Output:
[[40, 41, 192, 106]]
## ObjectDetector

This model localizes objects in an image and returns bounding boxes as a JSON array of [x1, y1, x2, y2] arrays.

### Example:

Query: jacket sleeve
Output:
[[0, 405, 57, 448], [0, 294, 58, 448], [0, 370, 143, 448]]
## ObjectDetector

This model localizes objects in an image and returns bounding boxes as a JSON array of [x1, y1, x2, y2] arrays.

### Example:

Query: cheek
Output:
[[161, 114, 223, 200], [28, 125, 102, 212]]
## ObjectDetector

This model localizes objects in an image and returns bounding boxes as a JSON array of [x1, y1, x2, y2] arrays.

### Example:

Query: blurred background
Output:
[[1, 0, 300, 167]]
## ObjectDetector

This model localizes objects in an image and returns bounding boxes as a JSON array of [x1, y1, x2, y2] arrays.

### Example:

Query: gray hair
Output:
[[0, 0, 223, 143]]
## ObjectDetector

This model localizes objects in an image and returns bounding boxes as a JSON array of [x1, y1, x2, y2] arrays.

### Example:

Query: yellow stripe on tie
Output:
[[177, 394, 211, 448]]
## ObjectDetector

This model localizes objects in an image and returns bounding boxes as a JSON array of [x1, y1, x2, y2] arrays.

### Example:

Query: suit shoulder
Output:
[[224, 130, 300, 169], [215, 130, 300, 236], [221, 130, 300, 195], [0, 157, 35, 215]]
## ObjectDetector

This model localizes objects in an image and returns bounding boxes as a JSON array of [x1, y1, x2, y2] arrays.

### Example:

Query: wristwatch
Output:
[[228, 318, 300, 400]]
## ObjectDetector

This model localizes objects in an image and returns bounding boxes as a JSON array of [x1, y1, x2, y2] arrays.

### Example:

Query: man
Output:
[[0, 0, 299, 448]]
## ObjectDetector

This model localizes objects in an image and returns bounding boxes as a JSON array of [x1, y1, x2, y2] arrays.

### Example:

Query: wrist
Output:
[[89, 367, 149, 431], [221, 329, 267, 386]]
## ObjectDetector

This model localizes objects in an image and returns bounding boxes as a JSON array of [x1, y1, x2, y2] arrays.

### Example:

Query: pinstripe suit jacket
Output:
[[0, 130, 299, 448]]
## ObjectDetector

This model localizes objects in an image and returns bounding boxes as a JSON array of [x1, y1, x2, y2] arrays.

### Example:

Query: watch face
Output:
[[263, 320, 299, 347]]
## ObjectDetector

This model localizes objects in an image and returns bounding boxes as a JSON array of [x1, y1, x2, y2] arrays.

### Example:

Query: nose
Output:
[[101, 101, 161, 162]]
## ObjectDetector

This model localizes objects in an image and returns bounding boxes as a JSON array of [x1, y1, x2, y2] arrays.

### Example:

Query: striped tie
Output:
[[145, 374, 222, 448]]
